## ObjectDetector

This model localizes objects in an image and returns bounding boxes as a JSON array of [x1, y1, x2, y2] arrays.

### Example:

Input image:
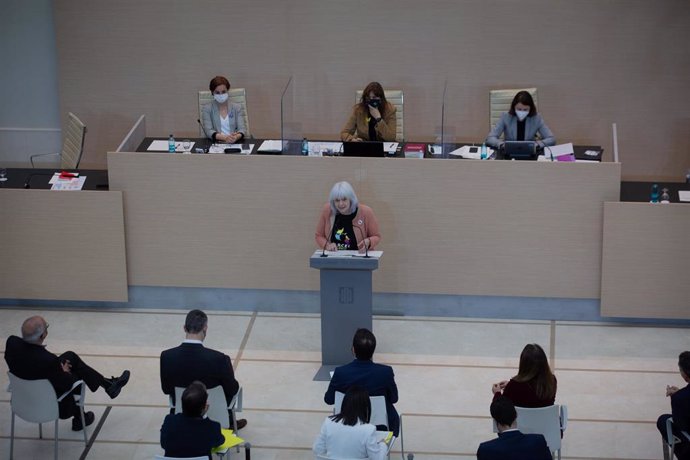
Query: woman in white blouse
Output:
[[313, 386, 387, 460]]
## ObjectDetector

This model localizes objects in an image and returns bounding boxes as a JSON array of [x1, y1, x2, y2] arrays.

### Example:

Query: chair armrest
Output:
[[560, 404, 568, 432], [168, 394, 174, 410], [29, 152, 60, 167], [57, 379, 85, 402], [682, 430, 690, 442], [666, 417, 677, 447]]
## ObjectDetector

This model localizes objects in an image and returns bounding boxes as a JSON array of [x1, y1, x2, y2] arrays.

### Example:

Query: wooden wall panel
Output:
[[0, 189, 128, 301], [55, 0, 690, 180]]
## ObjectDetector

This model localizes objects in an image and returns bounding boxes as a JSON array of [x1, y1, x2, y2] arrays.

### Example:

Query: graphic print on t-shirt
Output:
[[334, 227, 352, 250]]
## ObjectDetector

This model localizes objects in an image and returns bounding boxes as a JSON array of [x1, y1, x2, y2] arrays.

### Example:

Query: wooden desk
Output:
[[0, 187, 128, 301], [108, 151, 620, 299]]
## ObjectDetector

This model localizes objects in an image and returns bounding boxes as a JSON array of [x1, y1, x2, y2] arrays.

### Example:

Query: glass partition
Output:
[[280, 76, 303, 154]]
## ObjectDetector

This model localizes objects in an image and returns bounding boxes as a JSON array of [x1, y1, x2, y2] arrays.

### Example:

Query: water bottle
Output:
[[650, 183, 659, 203], [168, 134, 176, 153], [301, 137, 309, 156], [480, 143, 487, 160], [660, 188, 670, 204], [686, 169, 690, 184]]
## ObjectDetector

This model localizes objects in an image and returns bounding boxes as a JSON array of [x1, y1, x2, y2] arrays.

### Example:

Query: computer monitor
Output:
[[504, 141, 537, 160], [342, 141, 385, 158]]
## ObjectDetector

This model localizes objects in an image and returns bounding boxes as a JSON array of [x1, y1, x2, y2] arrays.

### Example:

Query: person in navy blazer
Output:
[[477, 396, 552, 460], [485, 90, 555, 150], [160, 309, 246, 429], [324, 328, 399, 435], [160, 381, 225, 460], [657, 351, 690, 460]]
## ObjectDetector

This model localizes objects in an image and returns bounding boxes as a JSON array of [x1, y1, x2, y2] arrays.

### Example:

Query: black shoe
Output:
[[235, 418, 247, 430], [105, 370, 130, 399], [72, 411, 95, 431]]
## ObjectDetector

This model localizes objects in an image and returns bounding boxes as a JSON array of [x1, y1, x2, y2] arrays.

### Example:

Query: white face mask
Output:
[[515, 109, 529, 121], [214, 93, 229, 104]]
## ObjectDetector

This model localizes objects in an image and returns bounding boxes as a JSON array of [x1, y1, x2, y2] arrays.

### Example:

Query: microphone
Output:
[[24, 172, 56, 189], [542, 144, 554, 161], [353, 226, 371, 258], [321, 217, 336, 257], [197, 119, 211, 153]]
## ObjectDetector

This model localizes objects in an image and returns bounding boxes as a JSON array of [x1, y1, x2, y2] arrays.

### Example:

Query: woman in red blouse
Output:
[[492, 343, 557, 407]]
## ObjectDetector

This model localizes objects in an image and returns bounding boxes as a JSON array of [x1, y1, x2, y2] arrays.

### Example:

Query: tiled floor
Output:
[[0, 307, 687, 459]]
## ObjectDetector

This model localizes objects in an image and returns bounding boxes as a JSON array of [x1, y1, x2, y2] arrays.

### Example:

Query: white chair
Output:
[[198, 89, 251, 138], [173, 385, 243, 455], [30, 112, 87, 169], [663, 416, 690, 460], [8, 371, 89, 460], [355, 89, 404, 142], [334, 391, 400, 459], [154, 456, 209, 460], [489, 88, 538, 131], [515, 404, 568, 460]]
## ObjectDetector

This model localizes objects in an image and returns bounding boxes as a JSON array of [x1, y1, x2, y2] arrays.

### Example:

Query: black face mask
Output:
[[367, 98, 382, 108]]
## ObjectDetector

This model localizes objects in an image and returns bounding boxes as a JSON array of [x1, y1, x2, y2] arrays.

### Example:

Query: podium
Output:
[[310, 251, 381, 381]]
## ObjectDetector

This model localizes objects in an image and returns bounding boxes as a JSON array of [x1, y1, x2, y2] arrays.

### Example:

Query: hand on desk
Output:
[[326, 242, 337, 251], [217, 132, 242, 143], [357, 238, 370, 253]]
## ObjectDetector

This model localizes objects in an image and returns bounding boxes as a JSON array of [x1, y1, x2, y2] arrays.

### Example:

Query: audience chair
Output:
[[489, 87, 538, 131], [7, 371, 89, 460], [515, 404, 568, 460], [663, 416, 690, 460], [154, 456, 209, 460], [173, 385, 243, 454], [198, 89, 251, 138], [334, 391, 399, 459], [30, 112, 87, 169], [355, 89, 404, 142]]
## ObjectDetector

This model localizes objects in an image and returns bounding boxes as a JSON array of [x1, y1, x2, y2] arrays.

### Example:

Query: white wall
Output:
[[0, 0, 62, 166]]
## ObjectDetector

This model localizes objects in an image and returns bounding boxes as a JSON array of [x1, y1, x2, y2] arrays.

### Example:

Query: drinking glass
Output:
[[182, 140, 192, 153], [0, 168, 7, 182]]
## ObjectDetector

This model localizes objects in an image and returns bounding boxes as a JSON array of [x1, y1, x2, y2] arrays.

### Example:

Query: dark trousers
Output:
[[57, 351, 106, 419], [658, 414, 690, 460]]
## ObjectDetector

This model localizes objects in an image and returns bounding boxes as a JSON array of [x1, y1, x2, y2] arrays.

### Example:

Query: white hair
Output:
[[329, 181, 359, 215]]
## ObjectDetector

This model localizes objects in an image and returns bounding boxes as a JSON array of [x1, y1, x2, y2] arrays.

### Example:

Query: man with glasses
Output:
[[4, 316, 130, 431]]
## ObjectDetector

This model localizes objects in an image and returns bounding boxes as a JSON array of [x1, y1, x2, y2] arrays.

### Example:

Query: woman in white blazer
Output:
[[485, 90, 555, 149], [313, 387, 387, 460], [200, 75, 247, 143]]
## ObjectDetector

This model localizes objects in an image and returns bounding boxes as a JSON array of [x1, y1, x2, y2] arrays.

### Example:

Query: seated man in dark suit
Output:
[[4, 316, 130, 431], [160, 309, 247, 429], [160, 381, 225, 459], [477, 396, 552, 460], [324, 328, 399, 435], [657, 351, 690, 460]]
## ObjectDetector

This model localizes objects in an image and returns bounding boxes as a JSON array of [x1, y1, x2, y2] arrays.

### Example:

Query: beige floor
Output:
[[0, 307, 687, 459]]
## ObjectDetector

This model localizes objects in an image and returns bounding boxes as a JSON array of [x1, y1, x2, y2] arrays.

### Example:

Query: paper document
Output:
[[545, 143, 574, 158], [147, 139, 190, 152], [384, 142, 399, 154], [51, 176, 86, 191], [448, 145, 494, 159], [211, 428, 244, 452], [312, 249, 383, 258], [258, 140, 284, 152], [678, 191, 690, 202]]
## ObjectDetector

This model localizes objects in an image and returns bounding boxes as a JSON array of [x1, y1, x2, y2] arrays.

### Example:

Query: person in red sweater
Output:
[[492, 343, 557, 407], [315, 181, 381, 253]]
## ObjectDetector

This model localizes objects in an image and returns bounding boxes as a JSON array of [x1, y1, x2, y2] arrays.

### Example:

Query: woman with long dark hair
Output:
[[491, 343, 557, 407], [313, 386, 387, 460], [340, 81, 397, 142]]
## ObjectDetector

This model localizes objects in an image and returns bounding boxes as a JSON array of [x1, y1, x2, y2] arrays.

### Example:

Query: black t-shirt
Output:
[[368, 116, 378, 141], [517, 118, 526, 141], [330, 210, 358, 250]]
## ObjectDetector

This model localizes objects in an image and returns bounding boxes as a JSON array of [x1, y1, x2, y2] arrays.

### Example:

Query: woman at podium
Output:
[[340, 82, 397, 142], [485, 90, 555, 149], [200, 75, 246, 143], [315, 181, 381, 253]]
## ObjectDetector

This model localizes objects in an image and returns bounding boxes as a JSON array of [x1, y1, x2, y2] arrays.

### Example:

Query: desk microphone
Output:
[[320, 219, 336, 257], [353, 226, 371, 258], [196, 119, 211, 153], [24, 172, 55, 189]]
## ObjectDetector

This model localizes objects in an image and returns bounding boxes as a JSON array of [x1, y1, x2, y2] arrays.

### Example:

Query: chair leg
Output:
[[232, 409, 240, 453], [39, 422, 43, 439], [80, 407, 88, 445], [663, 438, 671, 460], [399, 415, 405, 460], [10, 412, 15, 460], [54, 419, 59, 460]]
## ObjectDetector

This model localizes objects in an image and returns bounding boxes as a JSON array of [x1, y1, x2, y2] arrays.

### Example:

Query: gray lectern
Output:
[[310, 251, 381, 381]]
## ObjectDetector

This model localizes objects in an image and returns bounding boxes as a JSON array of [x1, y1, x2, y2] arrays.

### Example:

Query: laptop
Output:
[[504, 141, 537, 160], [342, 141, 385, 158]]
